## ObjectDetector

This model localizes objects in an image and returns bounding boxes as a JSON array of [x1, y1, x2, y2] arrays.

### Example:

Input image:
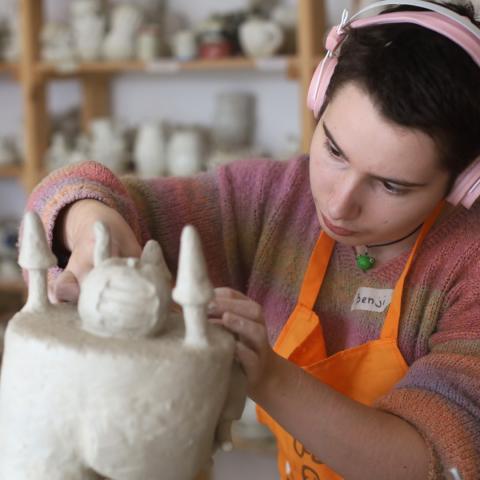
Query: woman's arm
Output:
[[210, 288, 430, 480]]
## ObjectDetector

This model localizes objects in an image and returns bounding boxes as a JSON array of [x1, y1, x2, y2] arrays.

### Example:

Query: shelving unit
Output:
[[5, 0, 326, 192]]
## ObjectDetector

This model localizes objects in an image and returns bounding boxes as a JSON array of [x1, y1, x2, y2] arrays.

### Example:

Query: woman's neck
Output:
[[354, 203, 455, 267]]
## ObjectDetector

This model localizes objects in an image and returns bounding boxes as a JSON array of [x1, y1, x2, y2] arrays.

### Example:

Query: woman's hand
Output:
[[208, 287, 281, 399], [52, 199, 142, 303]]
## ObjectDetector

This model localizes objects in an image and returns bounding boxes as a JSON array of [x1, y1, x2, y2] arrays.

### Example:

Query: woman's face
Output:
[[309, 82, 450, 247]]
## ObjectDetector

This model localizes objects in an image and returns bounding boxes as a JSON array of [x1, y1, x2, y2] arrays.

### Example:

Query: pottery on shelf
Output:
[[102, 3, 143, 61], [71, 0, 103, 19], [133, 121, 167, 177], [89, 118, 128, 174], [40, 22, 76, 65], [71, 0, 106, 61], [212, 92, 255, 150], [239, 16, 284, 58], [170, 29, 198, 62], [45, 133, 71, 172], [0, 212, 246, 480], [3, 14, 20, 62], [166, 128, 204, 177], [136, 25, 160, 61]]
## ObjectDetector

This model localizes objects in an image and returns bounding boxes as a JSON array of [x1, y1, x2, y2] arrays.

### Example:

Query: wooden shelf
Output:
[[6, 0, 326, 191], [35, 55, 307, 78], [0, 164, 23, 178], [0, 63, 19, 76]]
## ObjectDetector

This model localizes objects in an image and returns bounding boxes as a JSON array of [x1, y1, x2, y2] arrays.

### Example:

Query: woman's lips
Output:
[[321, 214, 356, 236]]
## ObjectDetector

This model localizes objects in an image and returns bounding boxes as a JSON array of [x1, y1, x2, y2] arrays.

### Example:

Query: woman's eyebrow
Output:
[[323, 121, 349, 160], [323, 121, 427, 188]]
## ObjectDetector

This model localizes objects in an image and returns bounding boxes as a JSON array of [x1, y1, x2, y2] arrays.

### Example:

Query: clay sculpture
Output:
[[0, 211, 246, 480]]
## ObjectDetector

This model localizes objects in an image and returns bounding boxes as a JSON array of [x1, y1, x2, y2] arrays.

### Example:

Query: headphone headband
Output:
[[349, 0, 480, 38], [306, 0, 480, 208]]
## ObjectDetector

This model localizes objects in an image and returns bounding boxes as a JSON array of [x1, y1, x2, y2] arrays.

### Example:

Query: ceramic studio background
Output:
[[0, 0, 351, 219]]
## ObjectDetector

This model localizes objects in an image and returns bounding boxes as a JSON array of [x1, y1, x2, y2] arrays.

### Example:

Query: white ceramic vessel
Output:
[[133, 121, 167, 177], [170, 29, 198, 61], [239, 17, 284, 58], [212, 92, 255, 150], [166, 129, 204, 176], [103, 4, 143, 61], [90, 118, 128, 173]]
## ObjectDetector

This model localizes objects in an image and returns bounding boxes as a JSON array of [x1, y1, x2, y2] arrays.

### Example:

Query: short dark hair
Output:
[[323, 1, 480, 184]]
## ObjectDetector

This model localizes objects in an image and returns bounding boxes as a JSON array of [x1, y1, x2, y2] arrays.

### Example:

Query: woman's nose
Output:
[[327, 178, 361, 221]]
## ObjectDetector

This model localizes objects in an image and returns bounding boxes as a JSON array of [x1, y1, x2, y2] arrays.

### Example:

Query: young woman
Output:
[[28, 1, 480, 478]]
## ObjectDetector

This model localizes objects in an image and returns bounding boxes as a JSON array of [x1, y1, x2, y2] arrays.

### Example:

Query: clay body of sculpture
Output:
[[0, 212, 246, 480]]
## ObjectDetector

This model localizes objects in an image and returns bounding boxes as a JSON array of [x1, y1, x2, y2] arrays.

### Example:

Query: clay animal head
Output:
[[78, 222, 172, 338]]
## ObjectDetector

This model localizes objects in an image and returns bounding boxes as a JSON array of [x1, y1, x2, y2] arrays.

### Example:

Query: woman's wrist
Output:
[[250, 352, 292, 405]]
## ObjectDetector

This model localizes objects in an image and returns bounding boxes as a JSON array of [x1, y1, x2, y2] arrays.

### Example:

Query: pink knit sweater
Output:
[[28, 157, 480, 479]]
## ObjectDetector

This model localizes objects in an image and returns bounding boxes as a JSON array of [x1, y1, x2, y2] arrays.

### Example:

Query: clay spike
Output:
[[141, 240, 172, 281], [93, 221, 110, 267], [18, 211, 56, 270], [172, 225, 213, 306]]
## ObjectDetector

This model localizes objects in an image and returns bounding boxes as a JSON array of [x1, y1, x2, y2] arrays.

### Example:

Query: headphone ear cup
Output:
[[446, 156, 480, 208], [307, 56, 338, 117]]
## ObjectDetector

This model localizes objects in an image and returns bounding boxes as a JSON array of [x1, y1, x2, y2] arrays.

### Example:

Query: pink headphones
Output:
[[307, 0, 480, 208]]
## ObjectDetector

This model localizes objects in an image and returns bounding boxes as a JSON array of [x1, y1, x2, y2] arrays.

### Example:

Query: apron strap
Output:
[[297, 232, 336, 310], [380, 201, 445, 340]]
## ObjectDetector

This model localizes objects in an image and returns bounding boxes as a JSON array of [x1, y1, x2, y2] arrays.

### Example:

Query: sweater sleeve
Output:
[[376, 243, 480, 480], [26, 158, 288, 290]]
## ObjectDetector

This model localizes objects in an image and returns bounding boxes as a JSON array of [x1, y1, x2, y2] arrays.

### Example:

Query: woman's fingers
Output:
[[52, 270, 80, 303], [214, 287, 249, 300], [222, 311, 267, 352], [209, 296, 263, 323]]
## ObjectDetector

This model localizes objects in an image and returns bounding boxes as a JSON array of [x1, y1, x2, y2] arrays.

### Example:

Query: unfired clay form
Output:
[[0, 212, 246, 480]]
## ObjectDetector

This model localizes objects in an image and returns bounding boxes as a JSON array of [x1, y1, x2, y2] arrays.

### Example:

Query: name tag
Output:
[[351, 287, 393, 313]]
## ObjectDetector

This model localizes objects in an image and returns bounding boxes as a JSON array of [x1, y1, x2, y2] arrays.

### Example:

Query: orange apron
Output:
[[257, 203, 444, 480]]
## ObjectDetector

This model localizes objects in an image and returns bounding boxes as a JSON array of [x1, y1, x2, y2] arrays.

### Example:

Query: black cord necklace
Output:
[[356, 223, 424, 272]]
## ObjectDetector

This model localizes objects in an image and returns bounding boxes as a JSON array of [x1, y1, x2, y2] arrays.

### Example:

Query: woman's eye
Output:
[[324, 140, 341, 159], [382, 181, 406, 195]]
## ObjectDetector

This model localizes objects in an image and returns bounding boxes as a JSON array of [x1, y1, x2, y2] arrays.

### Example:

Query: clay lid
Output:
[[18, 211, 57, 270], [172, 225, 213, 306]]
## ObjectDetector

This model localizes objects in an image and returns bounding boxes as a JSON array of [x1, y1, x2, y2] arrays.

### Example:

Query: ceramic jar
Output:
[[212, 92, 255, 150], [170, 30, 197, 61], [136, 26, 159, 62], [71, 0, 106, 61], [133, 121, 167, 177], [197, 18, 232, 60], [71, 0, 102, 18], [90, 118, 128, 173], [103, 4, 143, 61], [239, 17, 284, 58], [45, 133, 70, 172], [40, 22, 76, 64], [166, 129, 204, 177]]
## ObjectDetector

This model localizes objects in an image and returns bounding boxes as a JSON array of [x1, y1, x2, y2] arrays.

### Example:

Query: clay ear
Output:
[[141, 240, 172, 281], [93, 222, 111, 267]]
